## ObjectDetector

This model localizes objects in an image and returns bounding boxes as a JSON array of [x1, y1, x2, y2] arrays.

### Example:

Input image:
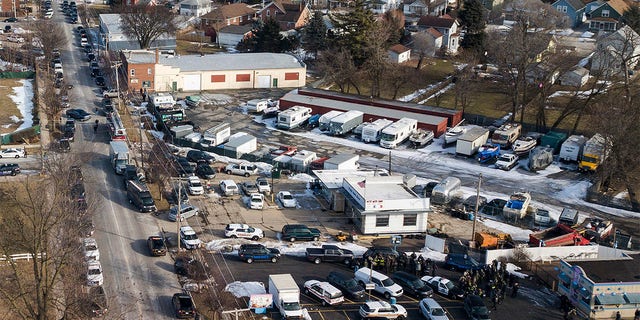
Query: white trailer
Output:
[[224, 133, 257, 158], [246, 99, 269, 113], [379, 118, 418, 148], [328, 110, 364, 136], [291, 150, 317, 172], [109, 141, 130, 175], [149, 92, 175, 109], [324, 154, 359, 170], [456, 127, 490, 156], [559, 135, 587, 162], [200, 123, 231, 148], [269, 274, 303, 319], [361, 118, 393, 143], [277, 106, 312, 130], [318, 110, 343, 131]]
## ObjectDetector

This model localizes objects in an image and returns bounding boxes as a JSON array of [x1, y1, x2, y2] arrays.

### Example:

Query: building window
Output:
[[236, 74, 251, 82], [142, 80, 151, 88], [403, 214, 417, 226], [375, 215, 389, 227], [130, 69, 135, 76], [284, 72, 299, 80], [147, 68, 152, 75], [602, 9, 609, 17], [211, 74, 226, 82], [267, 10, 270, 16]]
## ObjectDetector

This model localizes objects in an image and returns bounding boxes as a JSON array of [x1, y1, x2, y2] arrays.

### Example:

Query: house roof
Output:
[[605, 0, 628, 14], [426, 27, 443, 38], [262, 0, 307, 24], [100, 13, 124, 35], [389, 44, 410, 54], [121, 50, 157, 64], [563, 0, 586, 10], [179, 0, 209, 6], [567, 66, 589, 77], [219, 24, 254, 35], [417, 14, 456, 28], [201, 3, 256, 21], [569, 254, 640, 283], [158, 52, 305, 72]]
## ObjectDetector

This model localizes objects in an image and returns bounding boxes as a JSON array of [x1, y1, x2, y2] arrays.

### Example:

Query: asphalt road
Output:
[[51, 3, 182, 319]]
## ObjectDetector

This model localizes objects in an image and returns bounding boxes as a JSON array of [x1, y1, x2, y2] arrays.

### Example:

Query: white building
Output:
[[99, 14, 176, 51], [313, 169, 388, 212], [342, 175, 429, 235], [178, 0, 212, 17]]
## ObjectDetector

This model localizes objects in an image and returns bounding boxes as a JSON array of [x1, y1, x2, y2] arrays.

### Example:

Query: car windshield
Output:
[[282, 194, 293, 200], [88, 269, 101, 275], [191, 181, 202, 187], [432, 307, 445, 316], [344, 279, 359, 289], [151, 239, 163, 248], [282, 302, 301, 311], [141, 197, 154, 205], [411, 279, 425, 288], [251, 198, 262, 203], [444, 281, 454, 290], [85, 245, 97, 250], [498, 155, 510, 161], [178, 297, 193, 309], [474, 306, 489, 315], [381, 278, 395, 286], [183, 233, 197, 240]]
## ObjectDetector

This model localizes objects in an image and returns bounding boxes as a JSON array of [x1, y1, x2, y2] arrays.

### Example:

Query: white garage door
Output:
[[256, 75, 271, 88], [183, 74, 201, 91]]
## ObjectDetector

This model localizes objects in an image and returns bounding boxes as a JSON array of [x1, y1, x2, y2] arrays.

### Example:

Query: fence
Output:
[[1, 125, 41, 145], [0, 71, 35, 79], [0, 253, 46, 262]]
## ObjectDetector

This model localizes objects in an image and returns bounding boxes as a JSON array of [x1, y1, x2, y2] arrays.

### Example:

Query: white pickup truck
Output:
[[495, 153, 519, 171]]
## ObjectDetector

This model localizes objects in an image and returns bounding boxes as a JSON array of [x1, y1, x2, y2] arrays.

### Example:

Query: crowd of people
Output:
[[458, 259, 519, 310], [355, 252, 439, 277]]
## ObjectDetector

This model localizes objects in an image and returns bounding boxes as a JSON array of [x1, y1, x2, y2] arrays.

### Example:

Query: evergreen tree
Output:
[[329, 0, 376, 66], [237, 18, 298, 53], [302, 11, 328, 58], [459, 0, 486, 54]]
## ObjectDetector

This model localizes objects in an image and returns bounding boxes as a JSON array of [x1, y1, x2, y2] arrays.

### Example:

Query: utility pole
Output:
[[388, 151, 391, 174], [177, 181, 182, 250], [471, 173, 482, 248]]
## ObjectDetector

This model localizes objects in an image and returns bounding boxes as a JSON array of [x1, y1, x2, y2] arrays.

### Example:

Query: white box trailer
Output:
[[324, 154, 359, 170], [149, 92, 175, 109], [277, 106, 313, 130], [200, 122, 231, 148], [291, 150, 317, 172], [559, 135, 587, 162], [224, 133, 257, 158], [456, 127, 490, 156], [109, 141, 130, 175], [379, 118, 418, 148], [328, 110, 364, 136], [246, 99, 269, 113], [268, 274, 302, 319], [318, 110, 344, 131], [361, 118, 393, 143]]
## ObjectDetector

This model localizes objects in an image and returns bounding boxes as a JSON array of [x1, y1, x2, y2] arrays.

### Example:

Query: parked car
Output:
[[147, 236, 167, 256], [303, 280, 344, 306], [391, 271, 433, 298], [0, 163, 21, 176], [0, 148, 25, 158], [4, 17, 18, 22], [102, 89, 119, 98], [276, 191, 297, 208], [66, 108, 91, 121], [225, 163, 258, 177], [419, 298, 449, 320], [354, 267, 403, 299], [172, 293, 196, 319], [358, 301, 407, 320], [248, 193, 264, 210], [444, 253, 483, 271], [238, 244, 280, 264], [256, 177, 271, 194], [224, 223, 263, 240], [95, 76, 105, 87], [281, 224, 321, 242], [187, 176, 204, 195], [186, 150, 215, 163], [179, 226, 201, 250], [168, 203, 199, 222], [82, 238, 100, 261], [195, 163, 216, 179], [240, 182, 259, 195], [421, 276, 465, 299], [327, 271, 365, 301], [86, 261, 103, 286], [174, 157, 195, 176], [464, 295, 491, 320]]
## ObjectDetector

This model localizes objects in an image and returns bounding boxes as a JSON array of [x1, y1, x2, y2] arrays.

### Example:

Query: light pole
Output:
[[470, 173, 482, 248]]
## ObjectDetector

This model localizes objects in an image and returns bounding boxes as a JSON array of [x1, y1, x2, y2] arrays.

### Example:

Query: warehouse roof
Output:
[[158, 53, 305, 72]]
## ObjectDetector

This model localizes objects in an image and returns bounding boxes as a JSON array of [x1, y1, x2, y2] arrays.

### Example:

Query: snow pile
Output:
[[8, 79, 34, 131], [406, 247, 447, 262], [290, 173, 315, 183], [225, 281, 266, 298], [506, 263, 529, 279]]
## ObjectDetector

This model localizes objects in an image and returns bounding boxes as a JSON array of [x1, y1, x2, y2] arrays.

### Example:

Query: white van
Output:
[[354, 267, 403, 299], [219, 179, 239, 196]]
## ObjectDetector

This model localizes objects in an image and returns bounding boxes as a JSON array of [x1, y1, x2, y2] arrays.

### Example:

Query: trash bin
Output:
[[271, 169, 281, 179], [389, 297, 396, 304]]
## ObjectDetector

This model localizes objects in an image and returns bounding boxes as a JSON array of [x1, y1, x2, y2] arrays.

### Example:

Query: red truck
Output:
[[529, 223, 590, 247], [271, 145, 297, 157]]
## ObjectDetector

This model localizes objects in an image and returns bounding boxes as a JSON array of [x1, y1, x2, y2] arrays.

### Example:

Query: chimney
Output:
[[155, 48, 159, 64]]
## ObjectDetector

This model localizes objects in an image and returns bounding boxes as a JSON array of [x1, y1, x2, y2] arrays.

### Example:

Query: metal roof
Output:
[[225, 134, 256, 148], [158, 53, 305, 72], [281, 91, 446, 125]]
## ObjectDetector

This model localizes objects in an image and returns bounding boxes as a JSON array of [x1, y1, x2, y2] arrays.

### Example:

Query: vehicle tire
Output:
[[230, 235, 237, 239], [312, 236, 319, 242], [289, 237, 296, 242], [14, 155, 19, 159], [314, 258, 321, 264], [11, 171, 16, 176], [246, 258, 253, 264], [251, 236, 259, 241], [0, 155, 3, 158], [384, 292, 391, 300], [322, 300, 327, 306], [396, 316, 405, 320], [358, 281, 366, 289], [271, 257, 278, 263], [226, 170, 232, 175], [244, 172, 250, 177]]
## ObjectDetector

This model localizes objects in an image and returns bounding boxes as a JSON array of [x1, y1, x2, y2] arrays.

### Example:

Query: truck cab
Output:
[[269, 274, 303, 319]]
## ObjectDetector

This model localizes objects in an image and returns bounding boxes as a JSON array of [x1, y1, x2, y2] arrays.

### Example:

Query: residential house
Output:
[[416, 14, 459, 54], [388, 44, 411, 63], [403, 0, 447, 18], [120, 50, 158, 92], [481, 0, 504, 12], [525, 62, 560, 85], [200, 3, 257, 41], [367, 0, 402, 14], [558, 66, 589, 87], [586, 0, 628, 32], [99, 14, 176, 51], [552, 0, 586, 27], [218, 25, 254, 48], [557, 256, 640, 319], [1, 0, 22, 17], [590, 25, 640, 76], [258, 0, 311, 31], [418, 27, 444, 57], [178, 0, 212, 17]]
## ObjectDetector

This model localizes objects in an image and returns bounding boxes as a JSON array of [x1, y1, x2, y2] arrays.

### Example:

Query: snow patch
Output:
[[225, 281, 266, 298]]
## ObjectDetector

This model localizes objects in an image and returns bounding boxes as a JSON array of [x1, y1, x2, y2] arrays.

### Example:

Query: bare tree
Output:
[[412, 32, 438, 69], [31, 20, 68, 59], [317, 49, 361, 94], [362, 23, 392, 97], [118, 4, 177, 49]]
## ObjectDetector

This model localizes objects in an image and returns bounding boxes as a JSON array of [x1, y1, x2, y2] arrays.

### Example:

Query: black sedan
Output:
[[195, 163, 216, 179], [66, 108, 91, 121], [186, 150, 215, 163], [4, 17, 18, 22]]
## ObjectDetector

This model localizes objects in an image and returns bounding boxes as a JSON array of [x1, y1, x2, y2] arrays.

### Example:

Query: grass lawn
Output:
[[176, 40, 225, 56], [0, 79, 26, 135], [437, 80, 513, 118]]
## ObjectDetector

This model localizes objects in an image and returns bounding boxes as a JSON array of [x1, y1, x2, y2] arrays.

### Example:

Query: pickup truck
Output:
[[305, 245, 354, 264], [495, 153, 519, 170], [271, 145, 297, 156]]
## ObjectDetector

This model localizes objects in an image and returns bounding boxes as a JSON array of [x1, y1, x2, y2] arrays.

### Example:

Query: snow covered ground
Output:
[[4, 79, 34, 132]]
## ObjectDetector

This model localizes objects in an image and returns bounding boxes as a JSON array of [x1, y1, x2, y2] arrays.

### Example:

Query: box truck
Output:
[[109, 141, 130, 175], [559, 135, 587, 162], [328, 110, 364, 136], [269, 274, 303, 319], [200, 123, 231, 148]]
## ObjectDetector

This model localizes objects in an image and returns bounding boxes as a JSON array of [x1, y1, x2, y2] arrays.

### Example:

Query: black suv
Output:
[[238, 244, 280, 264], [281, 224, 321, 242], [172, 293, 195, 319], [0, 163, 20, 176], [327, 271, 365, 301], [195, 163, 216, 179], [464, 294, 490, 320], [391, 271, 433, 298], [186, 150, 215, 164]]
